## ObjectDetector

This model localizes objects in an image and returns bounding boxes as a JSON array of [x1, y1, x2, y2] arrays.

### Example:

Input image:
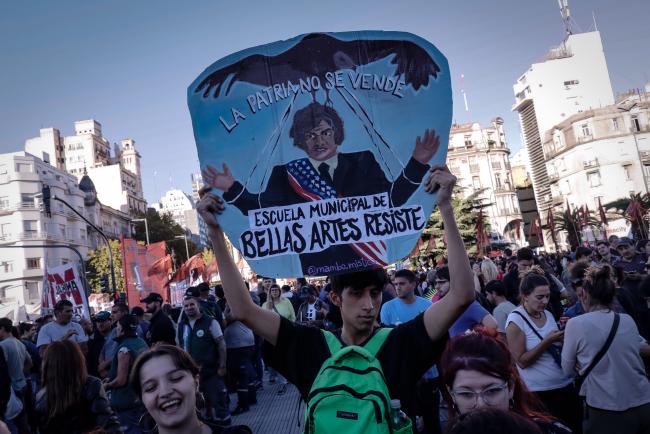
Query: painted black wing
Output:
[[194, 33, 440, 98]]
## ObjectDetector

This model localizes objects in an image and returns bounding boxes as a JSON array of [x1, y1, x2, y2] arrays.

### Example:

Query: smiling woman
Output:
[[130, 345, 251, 434]]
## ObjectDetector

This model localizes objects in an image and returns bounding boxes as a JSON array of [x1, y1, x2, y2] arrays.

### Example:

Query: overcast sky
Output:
[[1, 0, 648, 203]]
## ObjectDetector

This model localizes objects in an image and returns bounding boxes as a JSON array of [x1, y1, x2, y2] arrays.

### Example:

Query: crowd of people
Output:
[[0, 166, 649, 433]]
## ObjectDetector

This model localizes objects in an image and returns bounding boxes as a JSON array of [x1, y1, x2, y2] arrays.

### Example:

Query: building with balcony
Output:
[[25, 120, 146, 217], [512, 31, 615, 214], [446, 119, 522, 242], [543, 87, 650, 240], [0, 151, 131, 318]]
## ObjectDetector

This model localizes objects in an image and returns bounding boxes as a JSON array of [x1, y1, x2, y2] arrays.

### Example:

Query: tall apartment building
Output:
[[512, 31, 615, 212], [0, 151, 131, 317], [155, 188, 205, 248], [544, 87, 650, 240], [447, 119, 521, 242], [25, 120, 147, 217]]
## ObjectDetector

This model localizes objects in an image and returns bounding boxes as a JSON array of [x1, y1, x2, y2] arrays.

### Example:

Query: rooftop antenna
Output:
[[558, 0, 574, 39]]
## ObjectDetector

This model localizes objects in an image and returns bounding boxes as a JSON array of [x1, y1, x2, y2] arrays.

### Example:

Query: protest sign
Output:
[[189, 31, 451, 276], [121, 238, 169, 306], [42, 263, 90, 318]]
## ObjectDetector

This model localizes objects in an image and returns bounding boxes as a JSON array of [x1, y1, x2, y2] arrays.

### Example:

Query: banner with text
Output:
[[189, 31, 451, 276], [42, 263, 90, 318]]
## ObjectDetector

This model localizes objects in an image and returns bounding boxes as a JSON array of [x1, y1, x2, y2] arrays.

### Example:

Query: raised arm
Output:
[[422, 165, 475, 340], [197, 187, 281, 345]]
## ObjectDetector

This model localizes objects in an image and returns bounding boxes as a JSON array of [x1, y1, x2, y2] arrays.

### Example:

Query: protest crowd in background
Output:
[[2, 172, 650, 434]]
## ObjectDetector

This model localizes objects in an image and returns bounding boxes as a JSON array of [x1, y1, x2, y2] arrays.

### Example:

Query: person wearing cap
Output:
[[197, 282, 225, 329], [103, 314, 149, 434], [178, 294, 230, 425], [614, 237, 647, 285], [141, 292, 176, 346], [87, 311, 113, 378], [130, 306, 149, 341]]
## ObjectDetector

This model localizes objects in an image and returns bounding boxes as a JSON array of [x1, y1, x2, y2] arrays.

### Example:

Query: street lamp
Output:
[[175, 234, 190, 260], [132, 218, 150, 245]]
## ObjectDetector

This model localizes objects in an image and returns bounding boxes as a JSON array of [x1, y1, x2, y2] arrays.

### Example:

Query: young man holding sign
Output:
[[198, 165, 473, 426]]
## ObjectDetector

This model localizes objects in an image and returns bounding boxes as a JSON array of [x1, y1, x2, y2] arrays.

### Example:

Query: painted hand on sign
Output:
[[189, 31, 452, 277]]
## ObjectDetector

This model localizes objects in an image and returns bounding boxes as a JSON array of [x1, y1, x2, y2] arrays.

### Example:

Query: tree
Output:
[[605, 193, 650, 240], [411, 187, 491, 264], [132, 208, 198, 263], [87, 239, 124, 294]]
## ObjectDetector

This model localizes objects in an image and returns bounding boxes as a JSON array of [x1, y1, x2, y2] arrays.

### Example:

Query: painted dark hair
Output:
[[289, 102, 345, 147], [439, 327, 553, 423]]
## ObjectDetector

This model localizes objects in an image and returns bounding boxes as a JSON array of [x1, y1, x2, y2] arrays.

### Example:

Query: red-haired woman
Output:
[[439, 327, 571, 434]]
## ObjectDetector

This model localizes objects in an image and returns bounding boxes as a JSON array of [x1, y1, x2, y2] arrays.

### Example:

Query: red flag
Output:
[[583, 205, 591, 227], [529, 216, 543, 245], [426, 236, 437, 252], [528, 218, 537, 243], [598, 198, 608, 226], [626, 200, 645, 221], [203, 260, 219, 282], [546, 211, 557, 246], [148, 255, 172, 277]]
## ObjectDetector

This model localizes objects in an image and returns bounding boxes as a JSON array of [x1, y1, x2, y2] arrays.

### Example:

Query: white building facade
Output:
[[447, 119, 521, 241], [512, 31, 615, 212], [545, 89, 650, 241], [25, 120, 146, 217], [0, 151, 131, 318]]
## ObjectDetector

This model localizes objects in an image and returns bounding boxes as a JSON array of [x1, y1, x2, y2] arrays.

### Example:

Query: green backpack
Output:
[[304, 328, 413, 434]]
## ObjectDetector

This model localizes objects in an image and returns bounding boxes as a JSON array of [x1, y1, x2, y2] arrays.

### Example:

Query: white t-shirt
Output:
[[36, 321, 88, 348], [493, 301, 516, 333], [506, 306, 572, 391]]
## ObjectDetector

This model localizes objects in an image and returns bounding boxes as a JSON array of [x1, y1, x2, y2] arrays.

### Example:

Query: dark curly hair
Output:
[[289, 102, 344, 148]]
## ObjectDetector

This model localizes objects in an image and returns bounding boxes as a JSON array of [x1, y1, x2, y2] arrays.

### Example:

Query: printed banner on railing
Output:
[[42, 263, 90, 318], [189, 31, 452, 277]]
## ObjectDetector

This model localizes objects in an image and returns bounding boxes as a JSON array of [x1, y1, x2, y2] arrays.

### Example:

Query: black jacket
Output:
[[146, 309, 176, 346], [35, 376, 121, 434]]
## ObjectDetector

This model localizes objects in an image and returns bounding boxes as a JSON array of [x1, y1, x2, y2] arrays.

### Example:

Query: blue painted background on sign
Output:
[[188, 31, 452, 277]]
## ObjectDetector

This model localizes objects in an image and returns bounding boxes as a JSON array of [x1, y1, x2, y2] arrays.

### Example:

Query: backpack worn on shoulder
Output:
[[304, 328, 412, 434]]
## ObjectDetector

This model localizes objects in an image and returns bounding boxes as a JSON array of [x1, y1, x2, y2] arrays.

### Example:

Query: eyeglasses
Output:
[[450, 382, 509, 408], [305, 128, 334, 142]]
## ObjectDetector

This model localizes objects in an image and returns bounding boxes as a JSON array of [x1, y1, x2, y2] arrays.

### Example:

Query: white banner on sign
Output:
[[42, 263, 90, 319]]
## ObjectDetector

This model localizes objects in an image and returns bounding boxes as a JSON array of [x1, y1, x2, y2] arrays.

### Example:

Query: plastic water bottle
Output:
[[390, 399, 409, 429]]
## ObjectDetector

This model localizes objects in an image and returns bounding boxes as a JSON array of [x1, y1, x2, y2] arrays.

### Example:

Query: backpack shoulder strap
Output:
[[363, 328, 392, 357], [511, 310, 545, 341], [322, 330, 343, 356]]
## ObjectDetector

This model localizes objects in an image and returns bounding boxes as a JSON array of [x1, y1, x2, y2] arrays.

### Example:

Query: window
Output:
[[26, 258, 41, 269], [61, 258, 69, 265], [80, 229, 86, 241], [0, 164, 7, 174], [472, 176, 481, 189], [26, 282, 39, 301], [564, 80, 579, 86], [561, 180, 571, 194], [20, 193, 34, 206], [23, 220, 38, 236], [0, 223, 10, 237], [464, 135, 472, 147], [623, 164, 633, 181], [587, 171, 601, 187], [59, 224, 66, 238], [0, 196, 8, 208], [581, 124, 591, 136], [612, 118, 620, 131], [2, 261, 13, 273], [16, 163, 32, 173], [632, 117, 641, 132], [495, 174, 502, 188]]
